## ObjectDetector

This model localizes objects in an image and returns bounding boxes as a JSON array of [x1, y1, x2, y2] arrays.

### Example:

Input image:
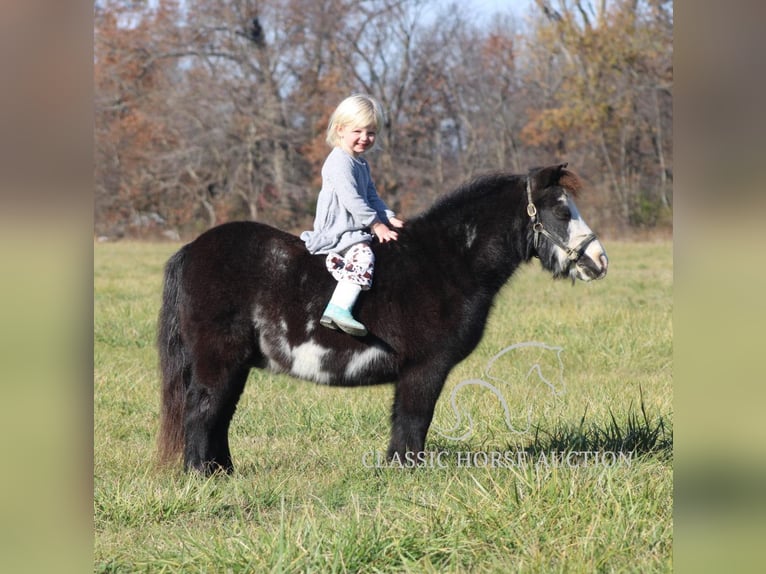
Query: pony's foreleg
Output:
[[183, 363, 249, 475], [387, 366, 447, 461]]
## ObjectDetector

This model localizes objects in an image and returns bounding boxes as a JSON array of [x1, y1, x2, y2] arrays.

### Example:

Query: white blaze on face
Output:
[[563, 196, 609, 280]]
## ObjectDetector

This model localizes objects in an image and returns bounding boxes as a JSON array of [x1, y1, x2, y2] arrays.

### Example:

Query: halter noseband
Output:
[[526, 176, 597, 263]]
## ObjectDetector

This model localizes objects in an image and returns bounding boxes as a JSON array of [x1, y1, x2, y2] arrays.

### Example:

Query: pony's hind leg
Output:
[[183, 357, 250, 475]]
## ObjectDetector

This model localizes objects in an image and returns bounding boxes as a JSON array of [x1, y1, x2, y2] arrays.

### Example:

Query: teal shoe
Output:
[[320, 303, 368, 337]]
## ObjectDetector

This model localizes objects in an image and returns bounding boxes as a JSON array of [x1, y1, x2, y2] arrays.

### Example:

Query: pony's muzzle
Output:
[[598, 253, 609, 278], [575, 243, 608, 281]]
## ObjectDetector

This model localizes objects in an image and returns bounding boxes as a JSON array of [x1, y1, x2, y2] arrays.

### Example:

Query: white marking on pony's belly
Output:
[[251, 306, 266, 327], [344, 346, 388, 379], [290, 341, 332, 384], [258, 331, 291, 372]]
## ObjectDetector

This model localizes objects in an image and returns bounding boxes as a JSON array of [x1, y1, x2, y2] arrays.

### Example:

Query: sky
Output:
[[135, 0, 538, 28], [427, 0, 536, 24], [471, 0, 535, 17], [139, 0, 537, 20]]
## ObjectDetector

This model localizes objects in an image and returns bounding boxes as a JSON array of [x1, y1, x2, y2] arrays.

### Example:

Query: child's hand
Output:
[[372, 222, 399, 243], [389, 216, 405, 229]]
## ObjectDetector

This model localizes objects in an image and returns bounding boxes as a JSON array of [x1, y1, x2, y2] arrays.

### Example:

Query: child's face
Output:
[[337, 123, 376, 157]]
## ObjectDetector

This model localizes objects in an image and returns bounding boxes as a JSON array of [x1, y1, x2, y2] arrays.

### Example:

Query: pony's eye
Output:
[[553, 205, 571, 220]]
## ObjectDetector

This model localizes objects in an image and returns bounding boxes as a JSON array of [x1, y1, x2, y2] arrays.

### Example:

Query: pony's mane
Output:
[[414, 171, 523, 223], [419, 167, 583, 220], [397, 166, 584, 242], [444, 171, 520, 201]]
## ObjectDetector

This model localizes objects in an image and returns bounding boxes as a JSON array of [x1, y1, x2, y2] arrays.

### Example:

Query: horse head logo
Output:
[[434, 342, 567, 442]]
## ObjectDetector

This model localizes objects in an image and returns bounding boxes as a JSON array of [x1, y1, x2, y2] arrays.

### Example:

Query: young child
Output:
[[301, 95, 404, 336]]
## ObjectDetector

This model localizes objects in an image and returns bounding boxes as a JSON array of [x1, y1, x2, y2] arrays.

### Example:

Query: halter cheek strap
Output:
[[526, 177, 597, 263]]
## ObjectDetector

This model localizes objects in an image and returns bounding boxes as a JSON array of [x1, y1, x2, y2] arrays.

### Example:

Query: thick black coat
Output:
[[157, 164, 598, 474]]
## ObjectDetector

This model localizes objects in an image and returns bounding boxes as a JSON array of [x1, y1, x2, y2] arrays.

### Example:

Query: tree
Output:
[[94, 0, 672, 238], [521, 0, 672, 228], [94, 0, 184, 237]]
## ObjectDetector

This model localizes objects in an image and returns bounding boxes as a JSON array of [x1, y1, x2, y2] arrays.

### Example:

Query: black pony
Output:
[[157, 164, 608, 474]]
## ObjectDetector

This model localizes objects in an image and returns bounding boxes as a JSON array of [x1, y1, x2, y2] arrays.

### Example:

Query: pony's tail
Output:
[[157, 247, 189, 468]]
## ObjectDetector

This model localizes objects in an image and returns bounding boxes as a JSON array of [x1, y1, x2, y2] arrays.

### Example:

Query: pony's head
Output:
[[526, 164, 608, 282]]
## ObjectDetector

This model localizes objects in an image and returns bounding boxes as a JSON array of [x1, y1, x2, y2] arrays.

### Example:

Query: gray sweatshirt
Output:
[[301, 146, 394, 254]]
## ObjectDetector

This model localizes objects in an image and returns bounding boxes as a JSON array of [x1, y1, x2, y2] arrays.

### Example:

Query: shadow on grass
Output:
[[520, 399, 673, 461], [521, 385, 673, 461], [430, 389, 673, 462]]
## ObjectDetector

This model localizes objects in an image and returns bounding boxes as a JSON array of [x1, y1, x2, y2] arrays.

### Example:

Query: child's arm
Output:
[[364, 180, 394, 223], [364, 167, 403, 239]]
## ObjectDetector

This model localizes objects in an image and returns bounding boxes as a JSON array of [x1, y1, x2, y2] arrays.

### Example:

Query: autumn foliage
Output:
[[95, 0, 672, 240]]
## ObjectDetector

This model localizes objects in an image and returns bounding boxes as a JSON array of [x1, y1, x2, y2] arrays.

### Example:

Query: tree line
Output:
[[94, 0, 673, 240]]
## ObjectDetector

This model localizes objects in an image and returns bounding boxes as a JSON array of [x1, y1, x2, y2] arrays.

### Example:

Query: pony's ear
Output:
[[528, 163, 580, 196]]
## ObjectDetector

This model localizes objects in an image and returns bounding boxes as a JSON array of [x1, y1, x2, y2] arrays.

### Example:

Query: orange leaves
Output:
[[481, 32, 515, 69], [522, 108, 571, 147], [93, 0, 672, 238]]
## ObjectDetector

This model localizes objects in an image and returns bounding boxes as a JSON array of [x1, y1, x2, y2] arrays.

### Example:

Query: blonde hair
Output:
[[325, 94, 384, 148]]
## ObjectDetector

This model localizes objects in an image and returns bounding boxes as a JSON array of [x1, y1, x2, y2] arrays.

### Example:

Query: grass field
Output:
[[94, 240, 672, 573]]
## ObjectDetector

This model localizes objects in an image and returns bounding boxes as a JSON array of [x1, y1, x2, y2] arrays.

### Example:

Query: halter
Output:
[[526, 177, 597, 263]]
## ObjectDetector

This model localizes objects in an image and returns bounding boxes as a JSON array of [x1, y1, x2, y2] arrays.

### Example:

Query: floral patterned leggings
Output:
[[325, 242, 375, 289]]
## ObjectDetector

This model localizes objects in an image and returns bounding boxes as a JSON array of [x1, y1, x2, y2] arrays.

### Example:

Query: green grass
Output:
[[94, 240, 672, 572]]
